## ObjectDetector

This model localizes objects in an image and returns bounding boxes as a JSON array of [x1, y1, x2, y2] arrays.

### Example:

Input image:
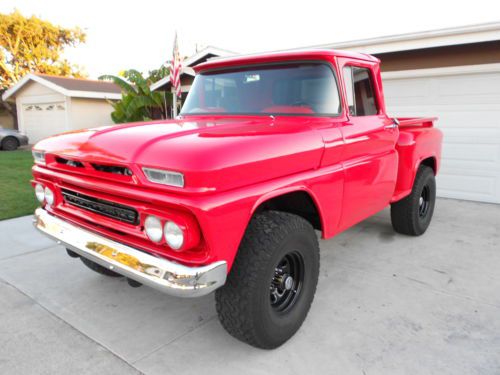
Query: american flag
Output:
[[170, 33, 182, 98]]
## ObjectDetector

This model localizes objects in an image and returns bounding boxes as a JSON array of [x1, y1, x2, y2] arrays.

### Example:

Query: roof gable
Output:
[[150, 46, 236, 91], [2, 74, 122, 101], [37, 74, 121, 94], [183, 46, 236, 67]]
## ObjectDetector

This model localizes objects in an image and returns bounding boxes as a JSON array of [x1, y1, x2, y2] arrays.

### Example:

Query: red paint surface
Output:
[[32, 50, 442, 270]]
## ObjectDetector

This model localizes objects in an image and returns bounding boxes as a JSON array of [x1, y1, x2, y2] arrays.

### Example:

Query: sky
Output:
[[1, 0, 500, 78]]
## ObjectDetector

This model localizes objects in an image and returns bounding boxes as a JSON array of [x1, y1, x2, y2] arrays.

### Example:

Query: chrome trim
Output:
[[384, 123, 398, 130], [33, 208, 227, 297]]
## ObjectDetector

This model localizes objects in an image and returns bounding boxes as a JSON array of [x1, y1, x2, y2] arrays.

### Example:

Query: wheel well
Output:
[[420, 157, 436, 174], [254, 191, 322, 232]]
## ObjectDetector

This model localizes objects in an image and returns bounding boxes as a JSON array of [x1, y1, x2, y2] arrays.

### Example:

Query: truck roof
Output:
[[194, 49, 379, 72]]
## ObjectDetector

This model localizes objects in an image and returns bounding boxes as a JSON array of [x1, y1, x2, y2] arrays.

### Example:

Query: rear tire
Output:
[[391, 165, 436, 236], [215, 211, 320, 349], [1, 137, 19, 151], [79, 256, 122, 277]]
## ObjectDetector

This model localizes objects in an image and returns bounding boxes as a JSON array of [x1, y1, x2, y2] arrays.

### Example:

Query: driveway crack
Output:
[[131, 315, 217, 365], [0, 277, 144, 375]]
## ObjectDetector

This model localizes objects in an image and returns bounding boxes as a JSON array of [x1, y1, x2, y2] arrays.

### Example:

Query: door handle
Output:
[[384, 118, 400, 130]]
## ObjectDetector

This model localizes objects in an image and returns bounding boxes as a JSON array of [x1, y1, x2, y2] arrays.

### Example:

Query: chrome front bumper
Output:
[[33, 208, 227, 297]]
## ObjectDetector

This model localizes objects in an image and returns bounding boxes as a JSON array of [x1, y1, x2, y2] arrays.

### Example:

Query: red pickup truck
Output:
[[32, 49, 442, 349]]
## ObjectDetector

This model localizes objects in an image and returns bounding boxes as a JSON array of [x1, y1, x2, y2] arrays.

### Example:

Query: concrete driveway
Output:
[[1, 198, 499, 375]]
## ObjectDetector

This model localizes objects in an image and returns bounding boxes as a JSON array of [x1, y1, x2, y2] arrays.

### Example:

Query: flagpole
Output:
[[170, 31, 180, 118], [172, 87, 177, 118]]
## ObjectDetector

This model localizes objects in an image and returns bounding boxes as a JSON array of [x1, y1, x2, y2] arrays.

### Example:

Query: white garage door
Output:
[[22, 102, 67, 143], [383, 68, 500, 204]]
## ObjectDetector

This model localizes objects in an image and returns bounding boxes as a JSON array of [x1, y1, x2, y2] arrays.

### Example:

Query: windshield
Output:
[[181, 63, 341, 116]]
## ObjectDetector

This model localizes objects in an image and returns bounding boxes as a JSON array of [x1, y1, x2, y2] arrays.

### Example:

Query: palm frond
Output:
[[123, 69, 150, 95], [98, 74, 136, 94]]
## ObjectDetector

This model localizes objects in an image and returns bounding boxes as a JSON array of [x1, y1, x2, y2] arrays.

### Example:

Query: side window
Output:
[[343, 66, 378, 116]]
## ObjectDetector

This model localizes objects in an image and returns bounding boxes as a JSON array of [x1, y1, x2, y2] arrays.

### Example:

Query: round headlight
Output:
[[164, 221, 184, 250], [35, 184, 45, 203], [44, 187, 54, 206], [144, 216, 163, 243]]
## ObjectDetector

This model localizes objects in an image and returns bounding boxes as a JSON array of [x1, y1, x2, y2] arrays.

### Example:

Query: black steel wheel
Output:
[[418, 185, 431, 218], [270, 251, 304, 313]]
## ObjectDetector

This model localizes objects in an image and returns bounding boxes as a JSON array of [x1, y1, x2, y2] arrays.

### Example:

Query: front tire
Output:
[[391, 165, 436, 236], [215, 211, 320, 349]]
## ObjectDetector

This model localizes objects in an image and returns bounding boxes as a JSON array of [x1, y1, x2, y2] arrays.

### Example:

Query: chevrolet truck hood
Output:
[[35, 116, 325, 192]]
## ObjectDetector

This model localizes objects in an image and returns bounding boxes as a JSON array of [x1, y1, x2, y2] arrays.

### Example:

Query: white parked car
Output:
[[0, 125, 29, 151]]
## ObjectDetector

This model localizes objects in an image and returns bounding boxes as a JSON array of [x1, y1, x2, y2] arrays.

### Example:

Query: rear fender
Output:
[[392, 128, 442, 202]]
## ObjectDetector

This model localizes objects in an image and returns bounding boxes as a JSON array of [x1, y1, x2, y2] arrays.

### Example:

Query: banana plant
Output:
[[99, 68, 172, 124]]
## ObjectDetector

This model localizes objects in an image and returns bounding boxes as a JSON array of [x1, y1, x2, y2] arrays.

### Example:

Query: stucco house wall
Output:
[[69, 98, 115, 130], [0, 111, 14, 129]]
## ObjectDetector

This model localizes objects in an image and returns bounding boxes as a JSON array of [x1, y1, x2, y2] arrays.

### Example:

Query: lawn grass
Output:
[[0, 150, 37, 220]]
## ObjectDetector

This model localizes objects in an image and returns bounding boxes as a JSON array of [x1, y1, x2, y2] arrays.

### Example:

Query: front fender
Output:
[[250, 185, 325, 231]]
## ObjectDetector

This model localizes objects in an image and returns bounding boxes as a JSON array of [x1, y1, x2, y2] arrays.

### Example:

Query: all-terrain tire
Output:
[[215, 211, 320, 349], [79, 256, 122, 277], [1, 137, 19, 151], [391, 165, 436, 236]]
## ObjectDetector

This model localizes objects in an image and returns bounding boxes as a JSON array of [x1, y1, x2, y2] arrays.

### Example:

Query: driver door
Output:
[[337, 58, 399, 231]]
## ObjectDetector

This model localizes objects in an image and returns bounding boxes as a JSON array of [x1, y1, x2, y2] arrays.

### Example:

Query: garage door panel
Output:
[[384, 71, 500, 203], [435, 95, 500, 106], [436, 111, 500, 129], [438, 173, 498, 203], [384, 79, 430, 98], [387, 104, 500, 115], [440, 128, 500, 140], [444, 143, 499, 163], [437, 74, 500, 96], [22, 102, 67, 143]]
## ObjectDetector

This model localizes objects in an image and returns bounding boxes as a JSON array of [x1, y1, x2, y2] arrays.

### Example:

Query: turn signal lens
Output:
[[44, 187, 54, 206], [142, 168, 184, 188], [35, 183, 45, 203], [32, 150, 46, 165], [144, 216, 163, 243], [164, 221, 184, 250]]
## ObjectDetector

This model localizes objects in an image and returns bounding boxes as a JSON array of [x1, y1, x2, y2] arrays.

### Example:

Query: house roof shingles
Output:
[[35, 74, 122, 94], [2, 73, 123, 101]]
